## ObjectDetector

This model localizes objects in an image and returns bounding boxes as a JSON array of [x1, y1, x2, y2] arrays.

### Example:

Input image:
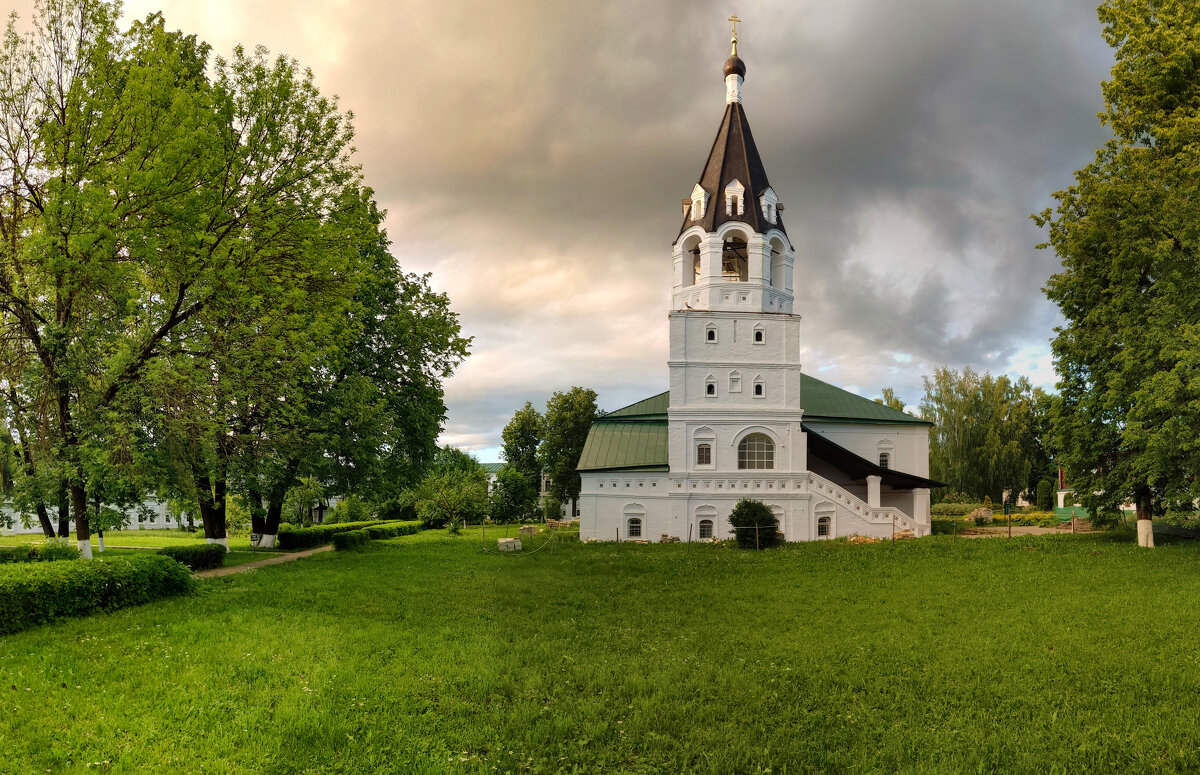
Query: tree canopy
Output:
[[537, 387, 598, 512], [1037, 0, 1200, 546]]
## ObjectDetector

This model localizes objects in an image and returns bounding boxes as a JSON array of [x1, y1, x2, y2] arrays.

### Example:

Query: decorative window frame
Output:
[[759, 186, 779, 224], [752, 374, 765, 399], [753, 323, 765, 344], [729, 370, 742, 393], [704, 375, 717, 397], [690, 184, 709, 221], [693, 426, 716, 468], [705, 323, 718, 343], [724, 179, 745, 216], [877, 439, 895, 470]]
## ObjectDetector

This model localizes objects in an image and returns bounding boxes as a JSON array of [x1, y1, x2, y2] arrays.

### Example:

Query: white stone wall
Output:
[[804, 422, 931, 479]]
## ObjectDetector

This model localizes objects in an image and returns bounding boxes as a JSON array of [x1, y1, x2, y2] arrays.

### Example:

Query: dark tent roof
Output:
[[677, 101, 786, 240]]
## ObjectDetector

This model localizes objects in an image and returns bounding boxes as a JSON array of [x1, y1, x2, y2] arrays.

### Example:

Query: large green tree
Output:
[[920, 367, 1043, 504], [537, 387, 598, 516], [501, 402, 543, 485], [1036, 0, 1200, 547]]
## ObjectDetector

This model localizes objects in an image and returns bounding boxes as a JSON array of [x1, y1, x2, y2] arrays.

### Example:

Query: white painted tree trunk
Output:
[[206, 537, 230, 552], [252, 534, 277, 549], [97, 534, 105, 553], [77, 540, 93, 559], [1137, 519, 1155, 548]]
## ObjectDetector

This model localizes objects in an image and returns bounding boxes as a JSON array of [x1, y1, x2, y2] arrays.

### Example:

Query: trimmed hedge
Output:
[[0, 543, 80, 563], [931, 503, 988, 517], [331, 530, 371, 551], [0, 554, 194, 635], [275, 520, 386, 550], [157, 543, 226, 571], [333, 521, 423, 551]]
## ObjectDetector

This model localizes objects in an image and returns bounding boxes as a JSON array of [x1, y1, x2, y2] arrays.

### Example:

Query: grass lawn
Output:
[[2, 529, 1200, 773]]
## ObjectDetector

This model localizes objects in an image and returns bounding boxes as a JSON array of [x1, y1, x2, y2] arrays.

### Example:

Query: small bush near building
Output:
[[728, 499, 781, 550], [157, 543, 226, 571], [0, 554, 194, 635], [0, 543, 80, 563]]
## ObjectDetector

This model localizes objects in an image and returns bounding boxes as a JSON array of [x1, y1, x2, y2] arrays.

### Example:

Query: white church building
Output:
[[576, 28, 940, 543]]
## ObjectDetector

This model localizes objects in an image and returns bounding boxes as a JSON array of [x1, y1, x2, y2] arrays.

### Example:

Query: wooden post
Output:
[[953, 519, 957, 541], [687, 522, 692, 543], [756, 524, 760, 551], [1008, 510, 1012, 539]]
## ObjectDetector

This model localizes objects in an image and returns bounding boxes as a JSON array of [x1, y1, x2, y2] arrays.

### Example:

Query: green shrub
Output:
[[728, 499, 781, 550], [0, 554, 194, 635], [0, 543, 80, 563], [930, 503, 987, 517], [157, 543, 226, 571], [275, 520, 386, 550], [1036, 480, 1054, 512], [931, 519, 965, 535]]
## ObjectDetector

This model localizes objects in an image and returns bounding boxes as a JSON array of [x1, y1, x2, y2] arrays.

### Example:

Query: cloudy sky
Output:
[[13, 0, 1119, 462]]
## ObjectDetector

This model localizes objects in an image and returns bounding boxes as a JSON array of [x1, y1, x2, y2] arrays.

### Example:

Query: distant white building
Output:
[[576, 30, 940, 543]]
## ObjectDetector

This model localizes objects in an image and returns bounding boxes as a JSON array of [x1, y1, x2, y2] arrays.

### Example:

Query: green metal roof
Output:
[[576, 420, 670, 472], [577, 374, 927, 473], [606, 392, 670, 419], [798, 374, 930, 426], [480, 462, 505, 474]]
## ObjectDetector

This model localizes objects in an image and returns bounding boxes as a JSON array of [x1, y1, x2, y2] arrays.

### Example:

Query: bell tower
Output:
[[666, 22, 806, 478]]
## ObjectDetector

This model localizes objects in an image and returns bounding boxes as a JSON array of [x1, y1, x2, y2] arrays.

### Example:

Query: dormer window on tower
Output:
[[759, 187, 779, 224], [690, 184, 709, 221], [724, 179, 745, 216]]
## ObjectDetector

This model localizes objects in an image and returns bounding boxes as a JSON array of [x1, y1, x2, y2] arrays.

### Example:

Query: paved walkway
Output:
[[196, 545, 333, 578]]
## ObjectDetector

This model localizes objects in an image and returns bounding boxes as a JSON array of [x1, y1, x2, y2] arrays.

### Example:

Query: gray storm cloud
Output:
[[10, 0, 1116, 455]]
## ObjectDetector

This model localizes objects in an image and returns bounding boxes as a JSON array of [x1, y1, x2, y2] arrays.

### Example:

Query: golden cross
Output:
[[728, 13, 742, 38]]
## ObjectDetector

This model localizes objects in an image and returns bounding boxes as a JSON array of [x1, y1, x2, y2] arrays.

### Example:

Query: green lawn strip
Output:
[[2, 532, 1199, 773], [0, 531, 291, 553]]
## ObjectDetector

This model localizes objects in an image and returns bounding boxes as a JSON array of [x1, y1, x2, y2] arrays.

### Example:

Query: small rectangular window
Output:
[[754, 330, 764, 343], [697, 444, 712, 465]]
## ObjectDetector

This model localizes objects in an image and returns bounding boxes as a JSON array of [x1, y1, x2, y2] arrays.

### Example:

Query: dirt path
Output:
[[960, 524, 1093, 538], [196, 545, 333, 578]]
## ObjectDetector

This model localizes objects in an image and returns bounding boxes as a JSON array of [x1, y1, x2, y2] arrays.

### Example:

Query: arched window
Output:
[[754, 382, 764, 397], [699, 519, 714, 539], [817, 515, 831, 537], [721, 236, 748, 281], [696, 443, 712, 466], [627, 518, 642, 538], [754, 329, 764, 343], [706, 324, 717, 342], [705, 382, 716, 396], [738, 433, 774, 470], [692, 250, 701, 284], [879, 452, 890, 469]]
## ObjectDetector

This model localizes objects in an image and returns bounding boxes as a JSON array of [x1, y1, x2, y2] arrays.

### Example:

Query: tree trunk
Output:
[[56, 488, 70, 538], [261, 491, 284, 548], [8, 392, 54, 538], [70, 481, 91, 559], [194, 471, 228, 551], [1135, 486, 1154, 548]]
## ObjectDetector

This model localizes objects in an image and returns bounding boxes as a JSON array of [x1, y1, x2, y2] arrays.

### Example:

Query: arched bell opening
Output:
[[683, 234, 702, 287], [722, 230, 749, 282]]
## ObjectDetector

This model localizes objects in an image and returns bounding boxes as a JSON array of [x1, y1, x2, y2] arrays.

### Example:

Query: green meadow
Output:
[[2, 528, 1199, 773]]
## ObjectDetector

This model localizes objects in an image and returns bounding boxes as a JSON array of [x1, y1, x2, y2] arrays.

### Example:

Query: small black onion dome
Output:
[[724, 54, 746, 78]]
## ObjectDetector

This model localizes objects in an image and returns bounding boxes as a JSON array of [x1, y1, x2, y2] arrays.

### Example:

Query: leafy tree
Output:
[[728, 498, 780, 550], [282, 477, 325, 527], [501, 403, 543, 484], [489, 465, 538, 523], [432, 445, 485, 477], [873, 387, 907, 412], [406, 469, 488, 529], [538, 387, 599, 516], [920, 367, 1042, 504], [0, 4, 368, 556], [1037, 0, 1200, 546]]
